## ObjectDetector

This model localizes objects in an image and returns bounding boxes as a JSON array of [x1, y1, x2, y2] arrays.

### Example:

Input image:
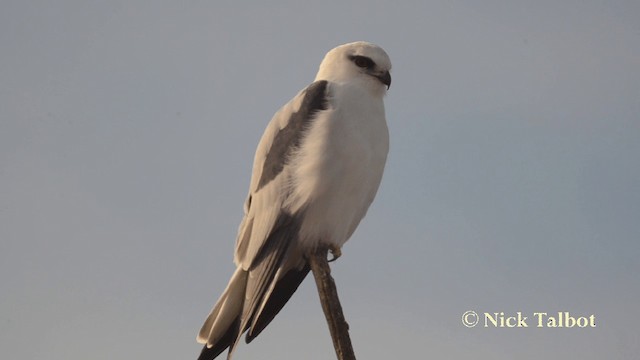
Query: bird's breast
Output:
[[285, 92, 388, 249]]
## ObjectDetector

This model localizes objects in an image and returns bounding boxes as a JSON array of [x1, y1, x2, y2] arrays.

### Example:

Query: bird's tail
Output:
[[197, 267, 248, 360]]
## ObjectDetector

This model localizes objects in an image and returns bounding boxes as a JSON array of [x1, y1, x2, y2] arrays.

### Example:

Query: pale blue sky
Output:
[[1, 1, 639, 359]]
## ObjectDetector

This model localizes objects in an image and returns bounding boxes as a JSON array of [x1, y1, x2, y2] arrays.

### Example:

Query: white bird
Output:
[[197, 41, 392, 360]]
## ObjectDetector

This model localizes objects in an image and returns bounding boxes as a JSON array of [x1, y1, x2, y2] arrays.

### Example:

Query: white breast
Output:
[[284, 83, 389, 249]]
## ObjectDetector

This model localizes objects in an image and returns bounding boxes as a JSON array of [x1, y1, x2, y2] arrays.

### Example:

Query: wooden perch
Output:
[[307, 245, 356, 360]]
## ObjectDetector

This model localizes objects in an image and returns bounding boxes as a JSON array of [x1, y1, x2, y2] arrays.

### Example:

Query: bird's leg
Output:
[[328, 244, 342, 262]]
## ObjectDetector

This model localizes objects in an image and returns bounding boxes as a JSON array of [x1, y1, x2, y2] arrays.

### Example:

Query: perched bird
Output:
[[197, 41, 392, 359]]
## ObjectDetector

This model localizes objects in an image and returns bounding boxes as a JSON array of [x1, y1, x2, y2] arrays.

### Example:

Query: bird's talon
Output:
[[328, 246, 342, 262]]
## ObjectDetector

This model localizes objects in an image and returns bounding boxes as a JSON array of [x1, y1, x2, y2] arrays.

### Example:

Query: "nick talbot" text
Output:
[[484, 312, 596, 328]]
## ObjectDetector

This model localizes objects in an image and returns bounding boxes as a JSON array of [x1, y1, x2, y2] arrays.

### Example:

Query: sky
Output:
[[1, 1, 639, 359]]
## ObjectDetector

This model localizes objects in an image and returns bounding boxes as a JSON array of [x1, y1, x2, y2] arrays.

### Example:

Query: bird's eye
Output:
[[352, 56, 375, 69]]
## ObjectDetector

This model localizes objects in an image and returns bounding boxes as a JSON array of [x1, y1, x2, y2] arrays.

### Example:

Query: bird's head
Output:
[[315, 41, 392, 94]]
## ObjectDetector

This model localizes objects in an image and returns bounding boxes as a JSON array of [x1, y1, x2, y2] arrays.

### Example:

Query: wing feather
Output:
[[234, 80, 329, 269], [200, 81, 330, 359]]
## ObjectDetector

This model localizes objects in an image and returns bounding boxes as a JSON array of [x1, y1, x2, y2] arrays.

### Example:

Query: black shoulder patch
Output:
[[256, 80, 329, 190]]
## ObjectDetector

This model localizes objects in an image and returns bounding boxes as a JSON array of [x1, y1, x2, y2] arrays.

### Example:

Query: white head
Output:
[[315, 41, 392, 94]]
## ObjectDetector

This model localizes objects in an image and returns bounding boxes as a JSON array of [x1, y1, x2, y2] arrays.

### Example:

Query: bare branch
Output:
[[308, 245, 356, 360]]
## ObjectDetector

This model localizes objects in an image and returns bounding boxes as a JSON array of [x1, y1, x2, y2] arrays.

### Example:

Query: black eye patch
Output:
[[350, 55, 375, 69]]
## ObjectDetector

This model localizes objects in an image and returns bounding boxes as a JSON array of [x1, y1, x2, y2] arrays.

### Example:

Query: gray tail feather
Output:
[[246, 265, 309, 343], [197, 316, 240, 360], [197, 213, 310, 360], [196, 267, 309, 360]]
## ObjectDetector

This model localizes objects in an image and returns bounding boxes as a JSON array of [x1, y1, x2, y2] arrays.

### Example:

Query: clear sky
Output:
[[1, 1, 639, 359]]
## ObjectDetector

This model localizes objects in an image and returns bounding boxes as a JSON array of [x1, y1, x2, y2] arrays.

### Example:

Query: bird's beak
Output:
[[377, 71, 391, 90]]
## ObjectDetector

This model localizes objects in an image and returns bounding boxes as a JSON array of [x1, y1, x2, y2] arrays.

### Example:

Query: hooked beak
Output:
[[376, 71, 391, 89]]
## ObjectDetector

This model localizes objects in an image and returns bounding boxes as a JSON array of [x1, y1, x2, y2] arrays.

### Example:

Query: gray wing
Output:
[[231, 80, 330, 353], [234, 80, 329, 269], [198, 80, 330, 360]]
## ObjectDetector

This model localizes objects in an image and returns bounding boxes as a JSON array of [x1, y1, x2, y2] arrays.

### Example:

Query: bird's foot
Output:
[[327, 245, 342, 262]]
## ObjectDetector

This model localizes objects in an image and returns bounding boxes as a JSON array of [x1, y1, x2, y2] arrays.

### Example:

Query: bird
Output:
[[196, 41, 392, 360]]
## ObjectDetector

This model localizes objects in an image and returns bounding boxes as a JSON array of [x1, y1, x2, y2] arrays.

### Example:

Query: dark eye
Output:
[[352, 56, 375, 69]]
